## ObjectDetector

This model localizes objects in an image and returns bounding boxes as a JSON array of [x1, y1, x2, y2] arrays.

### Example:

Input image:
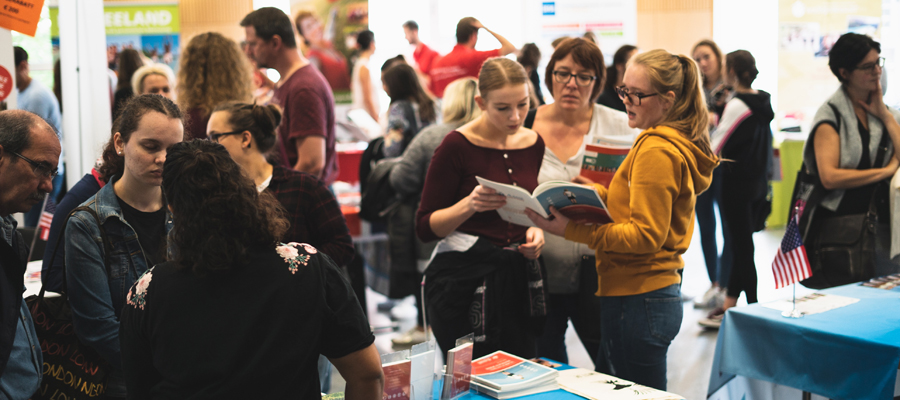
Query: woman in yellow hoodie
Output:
[[528, 49, 718, 391]]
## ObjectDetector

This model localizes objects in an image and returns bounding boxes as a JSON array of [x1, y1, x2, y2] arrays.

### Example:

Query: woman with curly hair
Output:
[[177, 32, 254, 140], [119, 140, 382, 398]]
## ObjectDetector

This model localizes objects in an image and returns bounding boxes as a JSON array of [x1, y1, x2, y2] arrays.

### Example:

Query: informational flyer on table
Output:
[[537, 0, 636, 65]]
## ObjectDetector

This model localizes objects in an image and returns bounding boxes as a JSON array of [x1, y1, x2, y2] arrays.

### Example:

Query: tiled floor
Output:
[[332, 224, 816, 399]]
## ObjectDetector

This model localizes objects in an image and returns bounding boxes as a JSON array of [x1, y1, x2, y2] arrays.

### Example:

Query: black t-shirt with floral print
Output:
[[119, 242, 373, 398]]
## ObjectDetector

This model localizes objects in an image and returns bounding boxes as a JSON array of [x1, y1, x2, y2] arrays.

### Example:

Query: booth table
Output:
[[707, 284, 900, 400]]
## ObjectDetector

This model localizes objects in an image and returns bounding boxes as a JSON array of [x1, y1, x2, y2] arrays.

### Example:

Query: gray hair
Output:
[[0, 110, 42, 160]]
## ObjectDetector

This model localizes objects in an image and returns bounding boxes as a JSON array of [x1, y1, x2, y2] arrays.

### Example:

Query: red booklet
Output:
[[581, 143, 631, 188], [382, 359, 411, 400]]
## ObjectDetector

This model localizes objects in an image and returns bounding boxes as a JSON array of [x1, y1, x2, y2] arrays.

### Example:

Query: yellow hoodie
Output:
[[565, 126, 717, 296]]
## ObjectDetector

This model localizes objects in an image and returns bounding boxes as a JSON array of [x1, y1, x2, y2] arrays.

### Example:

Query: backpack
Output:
[[359, 155, 404, 222]]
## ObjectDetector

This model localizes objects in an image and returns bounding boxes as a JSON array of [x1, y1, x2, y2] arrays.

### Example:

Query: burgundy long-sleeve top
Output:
[[416, 131, 545, 246]]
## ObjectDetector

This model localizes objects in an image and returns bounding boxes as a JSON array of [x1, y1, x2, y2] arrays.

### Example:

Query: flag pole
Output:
[[781, 283, 803, 318]]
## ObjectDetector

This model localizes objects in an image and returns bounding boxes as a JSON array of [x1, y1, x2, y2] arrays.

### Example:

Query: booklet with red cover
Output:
[[441, 342, 473, 399], [382, 359, 412, 400], [471, 351, 558, 392], [581, 143, 631, 188]]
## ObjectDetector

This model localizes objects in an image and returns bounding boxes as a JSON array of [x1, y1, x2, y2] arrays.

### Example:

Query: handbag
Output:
[[25, 206, 112, 399], [795, 106, 889, 289]]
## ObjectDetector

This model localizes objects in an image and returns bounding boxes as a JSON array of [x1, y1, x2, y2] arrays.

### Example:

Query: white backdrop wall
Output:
[[712, 0, 779, 117]]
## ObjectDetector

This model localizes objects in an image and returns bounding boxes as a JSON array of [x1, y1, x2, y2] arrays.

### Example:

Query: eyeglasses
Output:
[[552, 71, 597, 87], [9, 151, 58, 179], [208, 131, 243, 142], [615, 86, 658, 106], [855, 57, 886, 74]]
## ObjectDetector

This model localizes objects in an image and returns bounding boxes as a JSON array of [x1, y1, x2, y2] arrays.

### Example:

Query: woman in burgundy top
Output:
[[416, 58, 547, 359]]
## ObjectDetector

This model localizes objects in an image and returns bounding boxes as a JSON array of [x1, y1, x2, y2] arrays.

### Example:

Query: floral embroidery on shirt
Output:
[[127, 269, 154, 310], [277, 242, 318, 274]]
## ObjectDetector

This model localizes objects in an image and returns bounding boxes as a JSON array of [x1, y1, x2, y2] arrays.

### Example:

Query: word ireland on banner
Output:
[[772, 214, 812, 289]]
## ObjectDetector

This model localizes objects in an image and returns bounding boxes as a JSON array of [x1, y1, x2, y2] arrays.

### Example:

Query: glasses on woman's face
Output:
[[552, 70, 597, 87], [855, 57, 886, 74], [208, 131, 243, 142], [9, 151, 58, 179], [615, 86, 658, 106]]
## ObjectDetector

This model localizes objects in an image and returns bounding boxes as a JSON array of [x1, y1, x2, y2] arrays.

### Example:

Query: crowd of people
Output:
[[1, 4, 899, 399]]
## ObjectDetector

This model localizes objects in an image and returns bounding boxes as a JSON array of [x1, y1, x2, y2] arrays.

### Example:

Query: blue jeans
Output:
[[695, 169, 732, 286], [595, 284, 682, 391]]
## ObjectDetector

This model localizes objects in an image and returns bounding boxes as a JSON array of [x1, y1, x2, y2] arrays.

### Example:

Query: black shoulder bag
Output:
[[25, 206, 112, 399], [796, 105, 888, 289]]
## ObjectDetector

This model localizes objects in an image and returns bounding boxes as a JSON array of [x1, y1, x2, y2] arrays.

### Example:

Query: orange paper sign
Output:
[[0, 0, 44, 37]]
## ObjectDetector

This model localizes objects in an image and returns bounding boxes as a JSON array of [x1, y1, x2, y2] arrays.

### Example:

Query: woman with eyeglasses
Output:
[[416, 58, 546, 359], [803, 33, 900, 277], [206, 102, 354, 268], [522, 37, 638, 365], [65, 94, 185, 398], [528, 50, 717, 390]]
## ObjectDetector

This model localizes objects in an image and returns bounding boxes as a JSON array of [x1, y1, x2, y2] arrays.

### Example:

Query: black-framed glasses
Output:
[[855, 57, 886, 74], [615, 86, 658, 106], [208, 131, 244, 142], [552, 70, 597, 87], [9, 151, 58, 179]]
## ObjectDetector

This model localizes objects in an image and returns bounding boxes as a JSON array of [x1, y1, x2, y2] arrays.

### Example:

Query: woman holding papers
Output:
[[698, 50, 774, 329], [527, 50, 718, 391], [416, 58, 547, 359], [523, 37, 638, 364]]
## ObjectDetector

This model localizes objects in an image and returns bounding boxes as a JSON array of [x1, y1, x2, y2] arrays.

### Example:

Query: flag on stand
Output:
[[772, 215, 812, 289], [37, 197, 57, 241]]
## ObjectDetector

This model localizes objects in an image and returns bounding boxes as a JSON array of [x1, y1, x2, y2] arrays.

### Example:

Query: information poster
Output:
[[538, 0, 636, 65], [777, 0, 882, 131], [50, 3, 181, 73], [292, 0, 369, 104]]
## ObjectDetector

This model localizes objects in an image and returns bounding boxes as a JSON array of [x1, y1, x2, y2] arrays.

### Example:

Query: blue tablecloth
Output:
[[709, 284, 900, 400]]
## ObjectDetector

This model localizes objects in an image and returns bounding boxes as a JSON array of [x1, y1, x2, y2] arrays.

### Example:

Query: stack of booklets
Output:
[[469, 351, 559, 399], [557, 368, 683, 400]]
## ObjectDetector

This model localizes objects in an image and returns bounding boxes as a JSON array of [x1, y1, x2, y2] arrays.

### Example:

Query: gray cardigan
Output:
[[389, 122, 465, 197], [803, 87, 900, 211]]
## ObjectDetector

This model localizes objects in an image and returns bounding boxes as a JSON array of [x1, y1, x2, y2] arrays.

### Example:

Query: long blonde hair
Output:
[[441, 77, 481, 124], [177, 32, 253, 118], [630, 49, 714, 159]]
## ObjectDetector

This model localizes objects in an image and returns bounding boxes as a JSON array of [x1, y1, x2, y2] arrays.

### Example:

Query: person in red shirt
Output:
[[428, 17, 518, 98], [403, 20, 440, 75]]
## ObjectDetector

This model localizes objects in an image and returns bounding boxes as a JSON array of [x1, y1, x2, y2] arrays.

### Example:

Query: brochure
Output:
[[471, 351, 558, 392], [860, 273, 900, 291], [440, 342, 473, 400], [382, 359, 412, 400], [476, 177, 612, 228], [760, 293, 859, 316], [581, 143, 631, 188], [557, 368, 683, 400]]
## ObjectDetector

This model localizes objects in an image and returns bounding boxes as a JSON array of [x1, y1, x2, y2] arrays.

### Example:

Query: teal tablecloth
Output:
[[709, 284, 900, 400]]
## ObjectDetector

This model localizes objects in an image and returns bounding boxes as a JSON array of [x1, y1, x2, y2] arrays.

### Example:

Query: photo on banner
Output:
[[49, 3, 180, 73], [291, 0, 368, 104], [777, 0, 882, 131], [537, 0, 636, 66]]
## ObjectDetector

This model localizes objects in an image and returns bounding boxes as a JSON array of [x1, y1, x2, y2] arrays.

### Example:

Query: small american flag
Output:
[[38, 197, 56, 241], [772, 215, 812, 289]]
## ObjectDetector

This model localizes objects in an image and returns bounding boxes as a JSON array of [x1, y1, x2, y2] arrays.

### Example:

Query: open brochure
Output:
[[581, 143, 631, 188], [476, 177, 612, 228], [557, 368, 683, 400]]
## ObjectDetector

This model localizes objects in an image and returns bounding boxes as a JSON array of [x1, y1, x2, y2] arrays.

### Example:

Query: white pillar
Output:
[[58, 0, 112, 187]]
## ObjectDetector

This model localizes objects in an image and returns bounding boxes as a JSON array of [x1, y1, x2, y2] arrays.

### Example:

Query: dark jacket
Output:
[[0, 216, 28, 376], [718, 91, 775, 185]]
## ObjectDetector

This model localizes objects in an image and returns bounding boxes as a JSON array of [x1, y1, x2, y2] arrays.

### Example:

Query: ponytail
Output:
[[630, 50, 715, 160], [213, 101, 283, 153]]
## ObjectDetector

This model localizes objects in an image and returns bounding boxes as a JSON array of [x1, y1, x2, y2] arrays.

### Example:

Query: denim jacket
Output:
[[64, 177, 172, 375]]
